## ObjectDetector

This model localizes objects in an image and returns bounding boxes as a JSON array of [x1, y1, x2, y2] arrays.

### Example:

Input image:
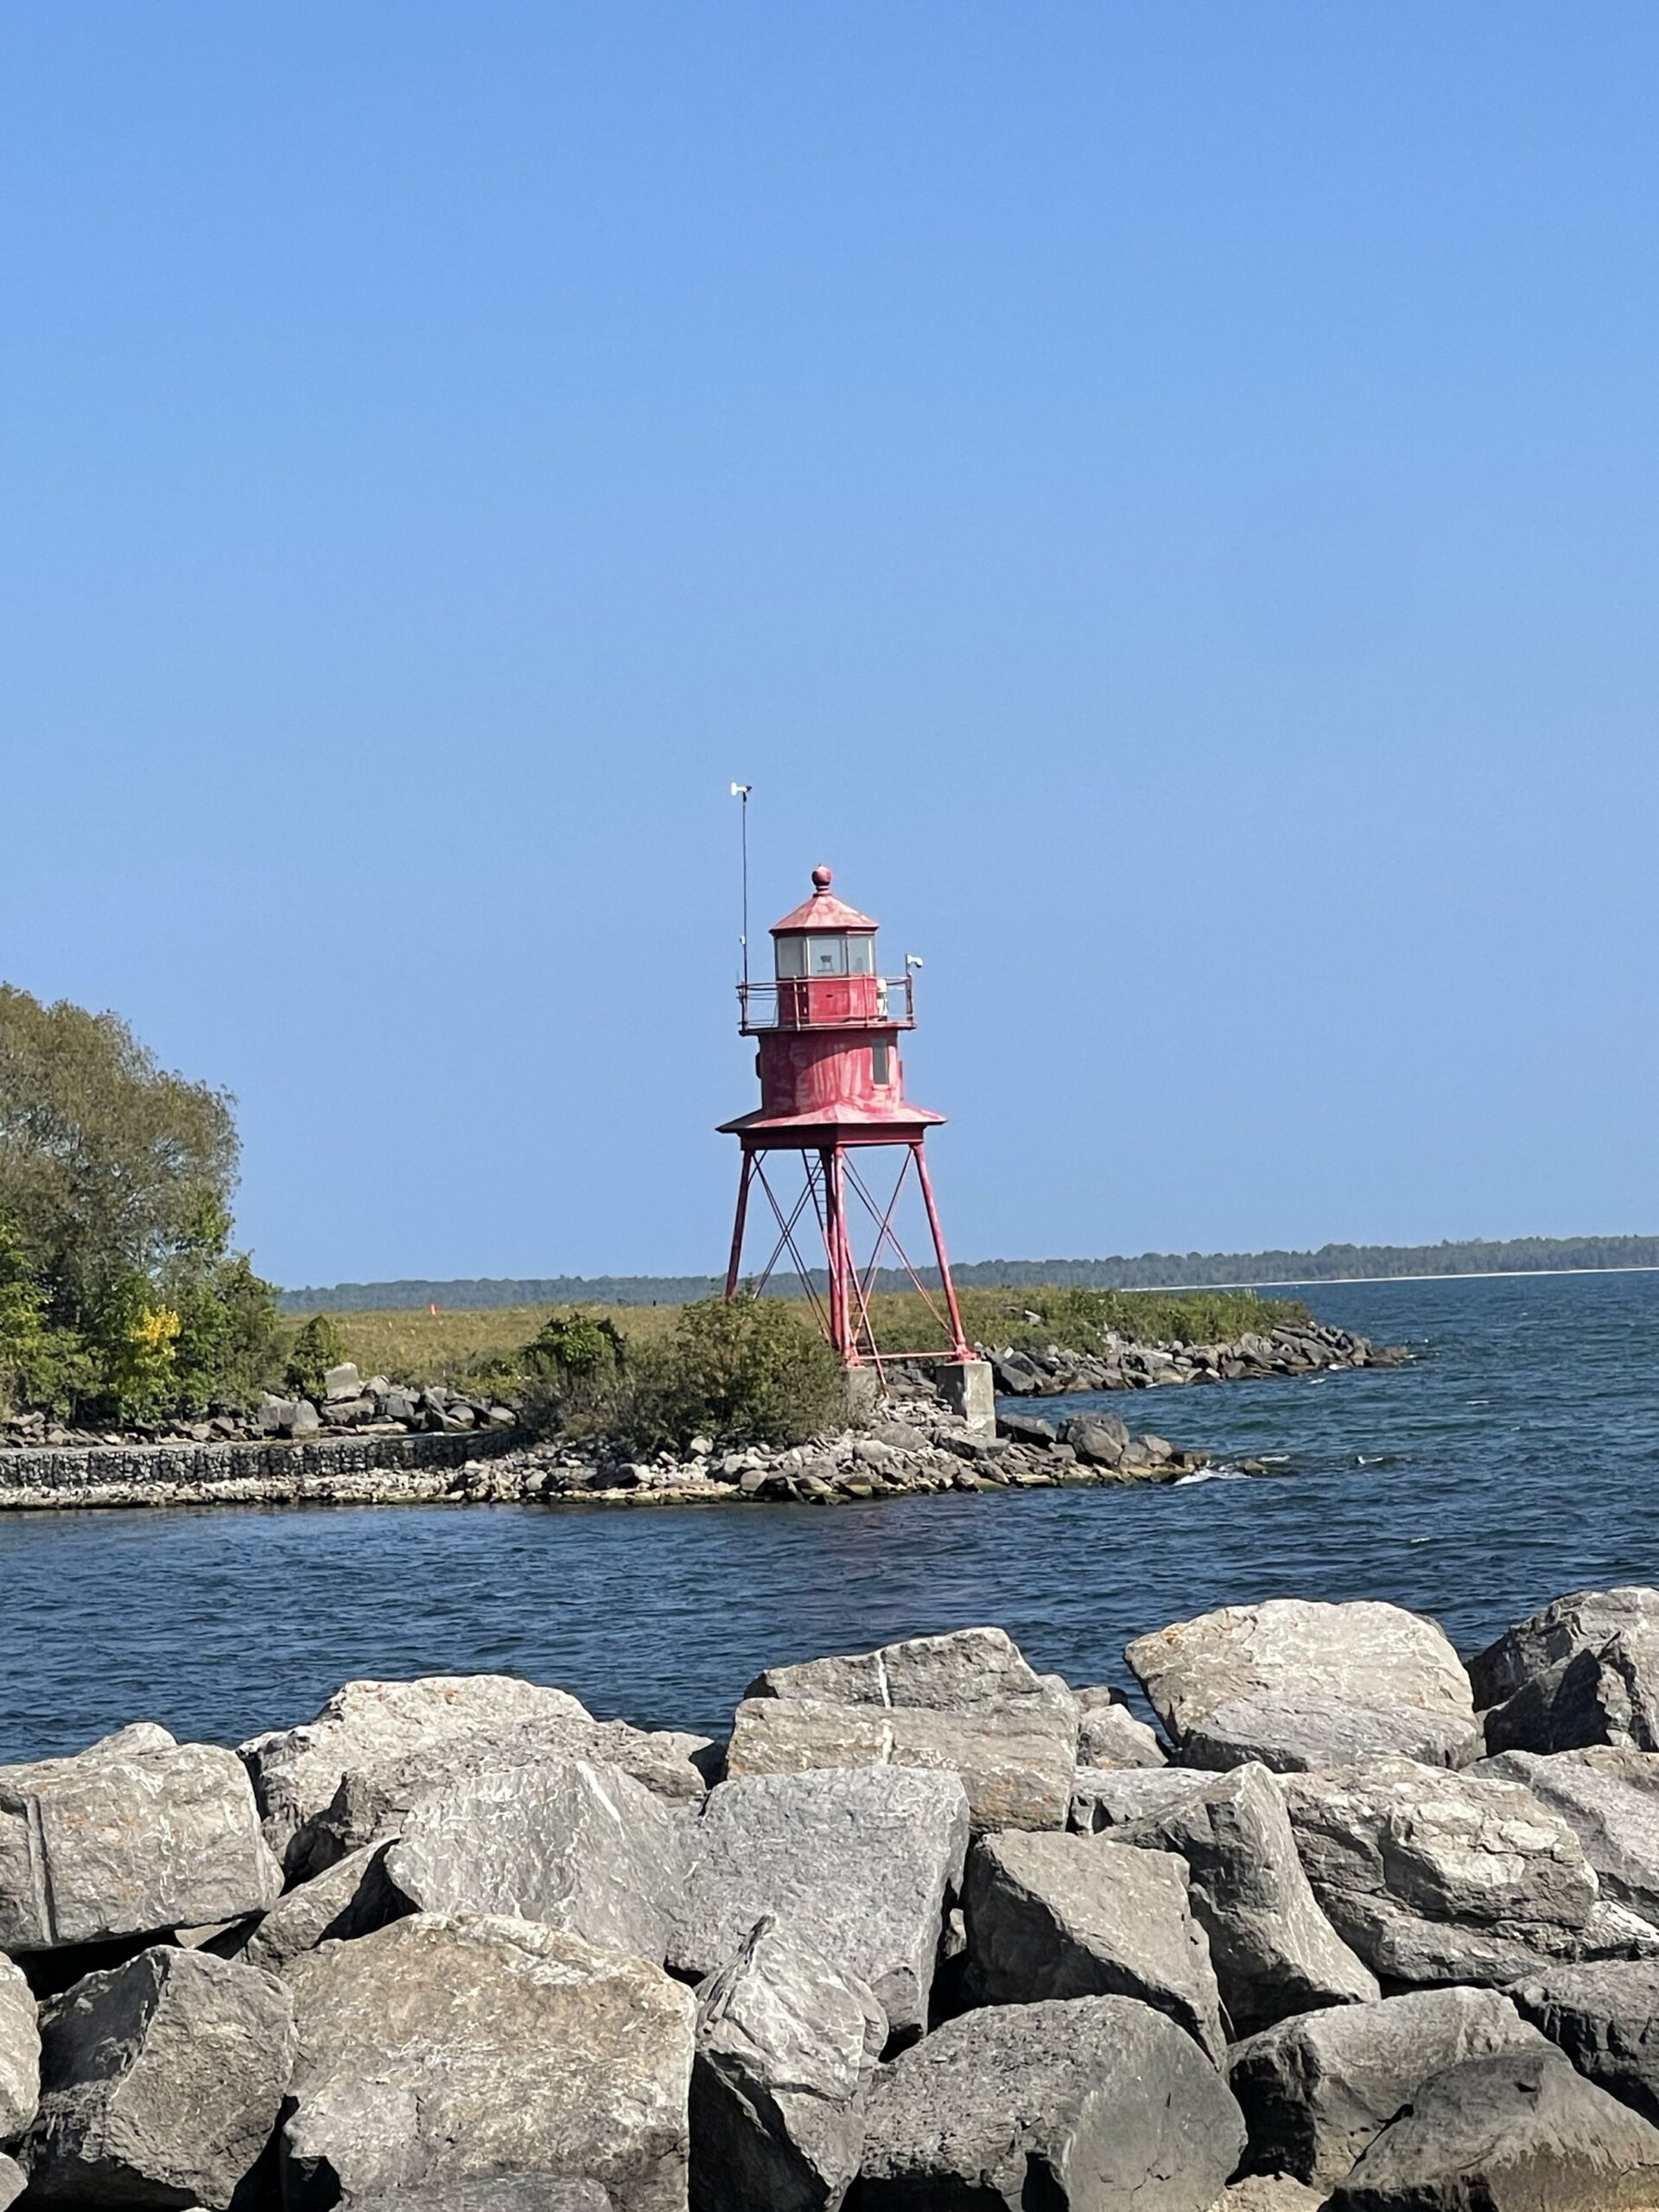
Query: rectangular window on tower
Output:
[[871, 1040, 892, 1085], [849, 936, 876, 976]]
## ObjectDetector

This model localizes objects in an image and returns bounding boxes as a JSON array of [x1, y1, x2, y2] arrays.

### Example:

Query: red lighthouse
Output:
[[719, 864, 971, 1370]]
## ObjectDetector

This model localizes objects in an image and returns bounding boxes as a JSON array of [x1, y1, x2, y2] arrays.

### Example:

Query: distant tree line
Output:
[[276, 1234, 1659, 1313]]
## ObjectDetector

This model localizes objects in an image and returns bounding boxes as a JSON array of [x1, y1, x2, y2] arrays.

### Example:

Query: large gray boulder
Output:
[[1185, 1691, 1481, 1774], [1478, 1746, 1659, 1922], [669, 1769, 969, 2041], [21, 1945, 297, 2209], [734, 1626, 1079, 1831], [234, 1842, 406, 1973], [283, 1914, 694, 2212], [0, 2157, 22, 2210], [0, 1726, 283, 1952], [690, 1916, 884, 2212], [745, 1625, 1064, 1713], [963, 1831, 1224, 2060], [1107, 1763, 1378, 2032], [1280, 1758, 1655, 1986], [383, 1757, 688, 1961], [1127, 1599, 1478, 1769], [856, 1994, 1245, 2210], [1512, 1958, 1659, 2126], [1229, 1987, 1550, 2187], [342, 2185, 613, 2210], [0, 1958, 38, 2142], [1470, 1587, 1659, 1756], [1075, 1690, 1166, 1770], [241, 1675, 711, 1876], [725, 1694, 1076, 1833], [1328, 2045, 1659, 2210], [1071, 1766, 1218, 1832]]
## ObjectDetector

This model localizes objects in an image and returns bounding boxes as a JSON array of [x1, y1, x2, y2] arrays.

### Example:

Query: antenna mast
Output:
[[730, 782, 753, 987]]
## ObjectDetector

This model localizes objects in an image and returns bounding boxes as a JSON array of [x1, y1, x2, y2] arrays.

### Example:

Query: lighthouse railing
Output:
[[737, 975, 916, 1033]]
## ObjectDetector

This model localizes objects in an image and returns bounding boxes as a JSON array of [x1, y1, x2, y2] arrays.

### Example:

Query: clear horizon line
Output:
[[1162, 1263, 1659, 1290]]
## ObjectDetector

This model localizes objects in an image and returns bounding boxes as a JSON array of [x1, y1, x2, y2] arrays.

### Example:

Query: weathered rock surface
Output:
[[1478, 1746, 1659, 1921], [1280, 1758, 1650, 1986], [0, 1957, 38, 2140], [856, 1994, 1245, 2210], [1470, 1586, 1659, 1757], [1075, 1688, 1166, 1769], [746, 1626, 1066, 1713], [1229, 1987, 1550, 2187], [1184, 1690, 1481, 1774], [243, 1675, 710, 1877], [233, 1842, 405, 1973], [0, 2156, 22, 2210], [22, 1944, 296, 2209], [0, 1726, 282, 1952], [1108, 1763, 1378, 2032], [283, 1914, 694, 2212], [733, 1627, 1079, 1829], [963, 1830, 1224, 2059], [342, 2187, 613, 2211], [690, 1916, 884, 2212], [1328, 2045, 1659, 2211], [1211, 2180, 1326, 2212], [382, 1756, 687, 1961], [725, 1694, 1076, 1832], [1512, 1958, 1659, 2126], [1126, 1599, 1476, 1761], [669, 1769, 969, 2041], [1070, 1765, 1217, 1831]]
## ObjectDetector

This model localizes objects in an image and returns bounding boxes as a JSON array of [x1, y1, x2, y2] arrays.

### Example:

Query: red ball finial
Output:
[[811, 864, 833, 891]]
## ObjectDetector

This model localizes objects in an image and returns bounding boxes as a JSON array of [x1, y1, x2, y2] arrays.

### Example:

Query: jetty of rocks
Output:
[[6, 1586, 1659, 2206], [0, 1321, 1404, 1459], [0, 1391, 1220, 1513], [988, 1319, 1404, 1399]]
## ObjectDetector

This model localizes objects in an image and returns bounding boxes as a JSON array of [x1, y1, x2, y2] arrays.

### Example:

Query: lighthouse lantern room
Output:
[[719, 865, 971, 1373]]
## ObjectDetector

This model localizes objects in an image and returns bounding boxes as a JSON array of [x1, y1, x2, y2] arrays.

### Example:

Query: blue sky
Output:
[[3, 3, 1657, 1287]]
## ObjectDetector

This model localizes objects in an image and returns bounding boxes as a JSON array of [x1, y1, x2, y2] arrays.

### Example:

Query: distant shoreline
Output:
[[276, 1241, 1659, 1313], [1142, 1265, 1659, 1291]]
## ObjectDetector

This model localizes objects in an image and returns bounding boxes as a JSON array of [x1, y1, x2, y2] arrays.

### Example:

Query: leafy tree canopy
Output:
[[0, 986, 277, 1421]]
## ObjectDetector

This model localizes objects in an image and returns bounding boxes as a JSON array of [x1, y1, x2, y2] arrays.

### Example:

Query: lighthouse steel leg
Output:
[[822, 1147, 854, 1361], [724, 1151, 755, 1298], [912, 1142, 970, 1359]]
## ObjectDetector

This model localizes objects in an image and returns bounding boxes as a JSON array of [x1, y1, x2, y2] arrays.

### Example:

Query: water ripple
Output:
[[3, 1272, 1657, 1758]]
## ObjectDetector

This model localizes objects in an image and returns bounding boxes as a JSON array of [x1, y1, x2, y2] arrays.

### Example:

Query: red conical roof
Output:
[[770, 864, 878, 934]]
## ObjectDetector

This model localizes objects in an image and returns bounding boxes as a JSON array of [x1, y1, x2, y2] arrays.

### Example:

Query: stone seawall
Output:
[[3, 1594, 1659, 2208], [0, 1426, 523, 1510]]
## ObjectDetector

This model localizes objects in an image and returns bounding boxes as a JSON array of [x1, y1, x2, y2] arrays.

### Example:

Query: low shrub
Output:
[[519, 1294, 840, 1452], [285, 1312, 352, 1401]]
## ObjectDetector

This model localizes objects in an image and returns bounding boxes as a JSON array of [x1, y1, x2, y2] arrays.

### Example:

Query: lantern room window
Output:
[[774, 933, 877, 979]]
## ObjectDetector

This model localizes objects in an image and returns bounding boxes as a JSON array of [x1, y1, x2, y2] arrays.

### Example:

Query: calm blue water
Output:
[[4, 1271, 1659, 1763]]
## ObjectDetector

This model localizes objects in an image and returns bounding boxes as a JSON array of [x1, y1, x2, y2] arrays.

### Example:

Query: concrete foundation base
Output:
[[934, 1357, 996, 1434], [839, 1367, 883, 1427]]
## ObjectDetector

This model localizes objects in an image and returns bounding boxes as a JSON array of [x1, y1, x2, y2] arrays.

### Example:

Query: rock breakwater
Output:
[[0, 1393, 1217, 1512], [6, 1589, 1659, 2205], [989, 1319, 1405, 1399]]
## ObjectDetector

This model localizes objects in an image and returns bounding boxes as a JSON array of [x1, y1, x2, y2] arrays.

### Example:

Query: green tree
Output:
[[0, 985, 278, 1421]]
